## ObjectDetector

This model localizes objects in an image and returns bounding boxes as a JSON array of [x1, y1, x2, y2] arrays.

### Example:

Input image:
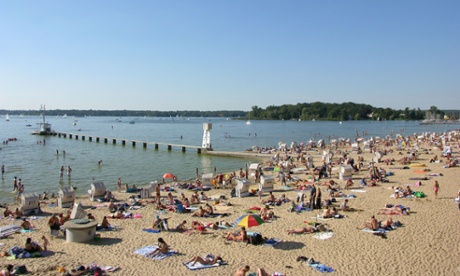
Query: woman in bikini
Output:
[[185, 255, 223, 266], [147, 238, 169, 257], [225, 227, 247, 241]]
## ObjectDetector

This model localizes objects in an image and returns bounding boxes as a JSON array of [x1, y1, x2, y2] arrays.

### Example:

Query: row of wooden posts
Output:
[[56, 132, 202, 153]]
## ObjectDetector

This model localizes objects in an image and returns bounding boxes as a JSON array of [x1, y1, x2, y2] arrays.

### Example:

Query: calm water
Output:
[[0, 115, 456, 203]]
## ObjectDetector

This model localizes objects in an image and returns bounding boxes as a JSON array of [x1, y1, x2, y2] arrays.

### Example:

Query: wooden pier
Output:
[[56, 132, 203, 153], [55, 132, 270, 160]]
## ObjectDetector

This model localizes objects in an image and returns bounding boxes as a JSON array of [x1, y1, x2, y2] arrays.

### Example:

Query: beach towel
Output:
[[350, 189, 366, 193], [142, 229, 161, 233], [409, 177, 428, 181], [183, 256, 227, 271], [310, 216, 333, 221], [313, 232, 334, 240], [133, 245, 177, 260], [362, 228, 388, 234], [218, 224, 235, 230], [261, 238, 282, 247], [96, 225, 117, 231], [308, 262, 334, 273], [183, 262, 225, 270], [0, 225, 21, 238]]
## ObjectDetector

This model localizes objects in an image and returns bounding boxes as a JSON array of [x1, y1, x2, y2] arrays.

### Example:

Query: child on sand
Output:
[[42, 235, 50, 251], [433, 180, 439, 199]]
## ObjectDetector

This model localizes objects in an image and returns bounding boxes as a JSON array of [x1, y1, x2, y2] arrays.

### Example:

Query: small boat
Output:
[[246, 120, 251, 125], [129, 120, 135, 124], [5, 114, 10, 121], [32, 105, 56, 135]]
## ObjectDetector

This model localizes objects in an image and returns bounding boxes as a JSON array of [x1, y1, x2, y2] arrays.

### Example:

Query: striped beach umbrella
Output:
[[235, 214, 264, 228]]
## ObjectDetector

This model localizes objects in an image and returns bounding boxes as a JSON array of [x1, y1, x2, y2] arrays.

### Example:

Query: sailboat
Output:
[[5, 114, 10, 121]]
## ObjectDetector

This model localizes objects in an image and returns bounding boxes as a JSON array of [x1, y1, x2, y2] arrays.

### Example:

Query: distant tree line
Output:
[[1, 103, 458, 121], [0, 109, 247, 118], [248, 102, 458, 121]]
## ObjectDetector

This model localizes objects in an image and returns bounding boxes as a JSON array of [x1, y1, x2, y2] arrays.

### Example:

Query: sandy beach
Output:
[[1, 135, 459, 275]]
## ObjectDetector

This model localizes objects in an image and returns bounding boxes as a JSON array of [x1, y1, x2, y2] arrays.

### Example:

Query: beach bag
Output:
[[414, 191, 425, 198], [249, 232, 263, 245], [14, 265, 28, 274]]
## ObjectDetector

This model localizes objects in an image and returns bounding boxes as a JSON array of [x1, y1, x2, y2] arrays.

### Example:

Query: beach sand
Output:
[[1, 142, 459, 275]]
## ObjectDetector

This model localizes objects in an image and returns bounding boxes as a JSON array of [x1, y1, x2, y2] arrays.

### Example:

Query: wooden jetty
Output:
[[55, 132, 269, 159]]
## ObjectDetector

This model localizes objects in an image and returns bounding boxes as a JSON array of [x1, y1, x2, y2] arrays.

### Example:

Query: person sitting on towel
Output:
[[225, 227, 247, 241], [380, 217, 393, 229], [322, 206, 332, 218], [21, 218, 32, 230], [360, 215, 378, 230], [147, 238, 169, 257]]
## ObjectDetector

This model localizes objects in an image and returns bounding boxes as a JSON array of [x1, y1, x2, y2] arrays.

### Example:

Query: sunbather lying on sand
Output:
[[377, 206, 409, 215], [184, 255, 223, 266], [286, 227, 316, 235]]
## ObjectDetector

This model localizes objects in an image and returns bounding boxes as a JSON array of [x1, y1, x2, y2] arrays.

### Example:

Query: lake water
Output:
[[0, 114, 456, 203]]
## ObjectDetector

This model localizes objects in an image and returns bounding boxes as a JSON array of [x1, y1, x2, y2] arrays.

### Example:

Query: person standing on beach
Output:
[[60, 166, 64, 179], [13, 176, 17, 191], [117, 177, 122, 192], [66, 166, 72, 178], [434, 180, 440, 199], [156, 184, 161, 206], [310, 184, 317, 209]]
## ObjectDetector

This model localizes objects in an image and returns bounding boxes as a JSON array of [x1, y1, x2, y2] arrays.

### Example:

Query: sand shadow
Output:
[[90, 237, 123, 246], [273, 241, 305, 250]]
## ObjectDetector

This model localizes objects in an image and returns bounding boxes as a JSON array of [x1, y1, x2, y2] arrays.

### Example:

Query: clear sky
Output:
[[1, 1, 459, 111]]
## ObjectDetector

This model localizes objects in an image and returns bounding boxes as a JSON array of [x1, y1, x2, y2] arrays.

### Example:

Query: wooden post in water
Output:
[[155, 143, 159, 150], [69, 134, 73, 139], [122, 140, 126, 146], [96, 137, 100, 142], [113, 139, 116, 144], [75, 135, 78, 140], [143, 142, 147, 148], [82, 136, 85, 141], [132, 141, 136, 147], [182, 146, 186, 152], [167, 145, 172, 151], [89, 136, 92, 142], [104, 138, 108, 143]]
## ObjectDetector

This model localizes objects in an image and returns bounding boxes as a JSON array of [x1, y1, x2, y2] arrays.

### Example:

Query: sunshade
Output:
[[162, 173, 175, 179], [235, 214, 264, 228]]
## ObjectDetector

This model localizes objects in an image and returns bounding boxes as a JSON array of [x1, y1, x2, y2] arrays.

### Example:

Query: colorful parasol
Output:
[[162, 173, 175, 179], [235, 214, 264, 228]]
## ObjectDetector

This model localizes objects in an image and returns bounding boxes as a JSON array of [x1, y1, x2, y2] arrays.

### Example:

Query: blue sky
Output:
[[1, 1, 459, 111]]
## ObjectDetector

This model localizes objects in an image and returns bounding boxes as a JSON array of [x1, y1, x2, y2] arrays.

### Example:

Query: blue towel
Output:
[[309, 263, 334, 273], [142, 229, 161, 233]]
